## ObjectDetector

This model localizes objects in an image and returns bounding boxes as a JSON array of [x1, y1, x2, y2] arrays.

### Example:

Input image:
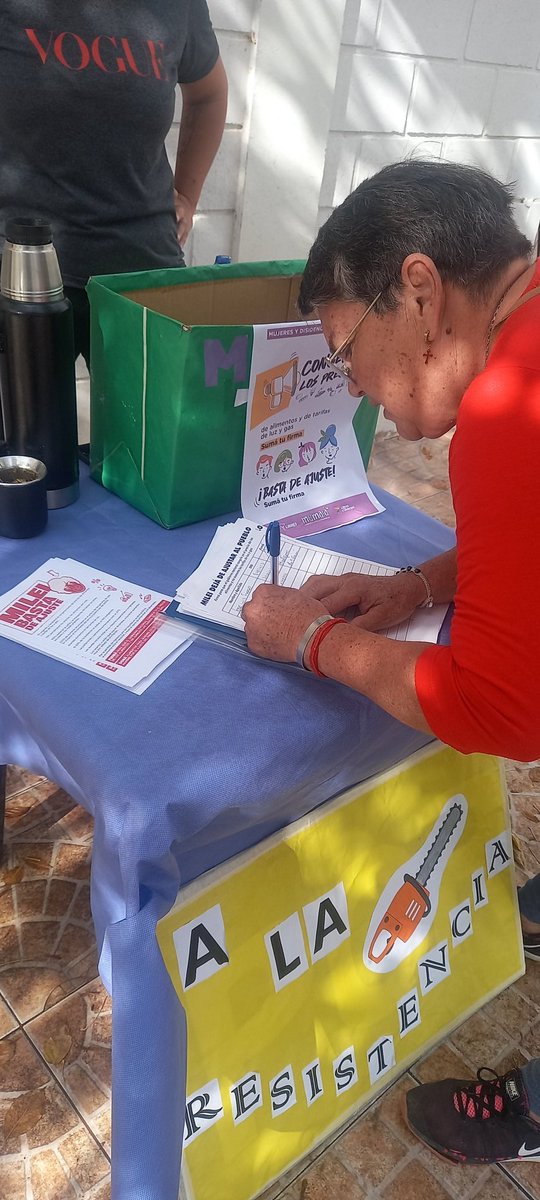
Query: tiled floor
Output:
[[2, 428, 540, 1199]]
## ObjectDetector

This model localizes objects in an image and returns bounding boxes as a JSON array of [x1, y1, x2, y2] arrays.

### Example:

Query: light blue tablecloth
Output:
[[0, 468, 454, 1200]]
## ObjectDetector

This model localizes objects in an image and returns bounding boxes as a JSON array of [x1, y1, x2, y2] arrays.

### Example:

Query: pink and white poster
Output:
[[240, 321, 383, 537]]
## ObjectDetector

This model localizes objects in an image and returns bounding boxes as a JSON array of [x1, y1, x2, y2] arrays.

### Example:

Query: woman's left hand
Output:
[[174, 190, 196, 246], [242, 585, 329, 662]]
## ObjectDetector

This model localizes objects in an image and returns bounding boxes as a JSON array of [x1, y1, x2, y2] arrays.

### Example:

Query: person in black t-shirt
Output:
[[0, 1, 228, 362]]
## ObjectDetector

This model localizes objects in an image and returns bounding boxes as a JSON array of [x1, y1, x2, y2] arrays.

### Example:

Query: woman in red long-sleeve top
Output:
[[415, 270, 540, 761], [243, 160, 540, 764], [242, 161, 540, 1168]]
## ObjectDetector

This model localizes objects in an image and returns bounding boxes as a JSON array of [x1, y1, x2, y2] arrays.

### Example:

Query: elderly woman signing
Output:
[[242, 160, 540, 1165], [243, 160, 540, 762]]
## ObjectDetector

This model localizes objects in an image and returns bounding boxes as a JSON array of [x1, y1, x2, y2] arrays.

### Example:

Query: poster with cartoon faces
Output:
[[241, 321, 383, 536]]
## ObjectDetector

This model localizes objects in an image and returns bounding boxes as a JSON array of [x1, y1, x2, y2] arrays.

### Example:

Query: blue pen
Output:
[[265, 520, 281, 585]]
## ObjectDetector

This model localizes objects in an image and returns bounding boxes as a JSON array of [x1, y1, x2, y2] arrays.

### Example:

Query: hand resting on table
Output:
[[299, 570, 428, 632]]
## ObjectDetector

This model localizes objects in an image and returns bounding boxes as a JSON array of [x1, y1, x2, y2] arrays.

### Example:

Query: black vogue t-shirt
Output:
[[0, 1, 219, 285]]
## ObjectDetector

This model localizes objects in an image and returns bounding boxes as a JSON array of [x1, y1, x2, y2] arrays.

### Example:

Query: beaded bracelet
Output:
[[397, 565, 434, 609], [307, 617, 346, 677]]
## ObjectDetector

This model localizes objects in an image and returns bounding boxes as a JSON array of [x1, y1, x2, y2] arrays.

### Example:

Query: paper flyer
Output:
[[240, 321, 384, 536], [0, 557, 192, 693]]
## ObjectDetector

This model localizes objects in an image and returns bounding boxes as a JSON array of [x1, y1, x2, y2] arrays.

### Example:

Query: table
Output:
[[0, 468, 454, 1200]]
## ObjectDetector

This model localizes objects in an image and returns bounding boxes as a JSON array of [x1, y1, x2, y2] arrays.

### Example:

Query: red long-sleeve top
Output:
[[415, 261, 540, 761]]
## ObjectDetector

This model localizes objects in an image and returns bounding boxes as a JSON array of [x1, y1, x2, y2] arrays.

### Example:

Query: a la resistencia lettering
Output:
[[175, 833, 511, 1143]]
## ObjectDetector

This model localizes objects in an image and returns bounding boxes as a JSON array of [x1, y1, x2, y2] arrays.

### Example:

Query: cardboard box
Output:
[[87, 261, 378, 529]]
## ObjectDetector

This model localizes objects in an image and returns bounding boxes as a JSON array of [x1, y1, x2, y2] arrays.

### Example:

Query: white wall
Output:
[[178, 0, 540, 265], [320, 0, 540, 245]]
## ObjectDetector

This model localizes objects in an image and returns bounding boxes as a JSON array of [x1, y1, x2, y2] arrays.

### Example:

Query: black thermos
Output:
[[0, 217, 79, 508]]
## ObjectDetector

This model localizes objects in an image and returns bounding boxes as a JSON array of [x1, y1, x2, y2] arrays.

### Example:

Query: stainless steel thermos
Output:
[[0, 218, 79, 508]]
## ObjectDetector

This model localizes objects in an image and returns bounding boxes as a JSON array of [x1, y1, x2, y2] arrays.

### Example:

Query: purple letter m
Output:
[[204, 335, 249, 387]]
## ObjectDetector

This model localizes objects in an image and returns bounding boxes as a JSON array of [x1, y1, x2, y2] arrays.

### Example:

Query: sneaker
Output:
[[518, 888, 540, 961], [523, 930, 540, 961], [406, 1067, 540, 1164]]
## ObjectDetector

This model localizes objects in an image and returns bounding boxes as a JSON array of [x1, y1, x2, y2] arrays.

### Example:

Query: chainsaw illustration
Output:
[[368, 801, 464, 965]]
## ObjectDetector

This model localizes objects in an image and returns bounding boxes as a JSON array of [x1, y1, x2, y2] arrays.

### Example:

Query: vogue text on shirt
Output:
[[25, 28, 168, 80]]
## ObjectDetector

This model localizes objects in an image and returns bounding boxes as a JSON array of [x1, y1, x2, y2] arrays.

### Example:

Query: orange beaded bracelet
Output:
[[307, 617, 346, 677]]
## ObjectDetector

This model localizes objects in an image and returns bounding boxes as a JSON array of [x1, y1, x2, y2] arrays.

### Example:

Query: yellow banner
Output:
[[157, 744, 523, 1200]]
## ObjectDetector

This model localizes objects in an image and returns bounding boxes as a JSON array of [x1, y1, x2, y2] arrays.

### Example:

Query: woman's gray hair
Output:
[[298, 160, 532, 316]]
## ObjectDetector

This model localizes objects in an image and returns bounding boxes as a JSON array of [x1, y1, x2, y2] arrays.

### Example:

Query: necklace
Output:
[[484, 266, 532, 364]]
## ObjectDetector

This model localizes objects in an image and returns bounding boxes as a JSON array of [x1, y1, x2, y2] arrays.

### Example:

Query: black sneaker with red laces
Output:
[[406, 1067, 540, 1164]]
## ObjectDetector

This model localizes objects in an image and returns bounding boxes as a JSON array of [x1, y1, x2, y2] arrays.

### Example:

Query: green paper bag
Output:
[[87, 260, 378, 529]]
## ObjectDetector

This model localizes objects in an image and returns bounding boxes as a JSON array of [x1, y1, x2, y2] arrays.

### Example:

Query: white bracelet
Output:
[[397, 566, 434, 609], [295, 614, 336, 668]]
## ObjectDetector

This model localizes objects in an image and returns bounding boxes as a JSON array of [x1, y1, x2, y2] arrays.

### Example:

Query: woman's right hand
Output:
[[299, 569, 428, 632]]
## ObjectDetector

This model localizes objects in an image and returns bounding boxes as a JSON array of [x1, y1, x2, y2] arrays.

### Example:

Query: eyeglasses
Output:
[[324, 290, 383, 379]]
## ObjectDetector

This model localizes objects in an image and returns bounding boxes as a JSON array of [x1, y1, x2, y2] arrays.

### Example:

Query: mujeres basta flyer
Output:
[[240, 321, 383, 537]]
